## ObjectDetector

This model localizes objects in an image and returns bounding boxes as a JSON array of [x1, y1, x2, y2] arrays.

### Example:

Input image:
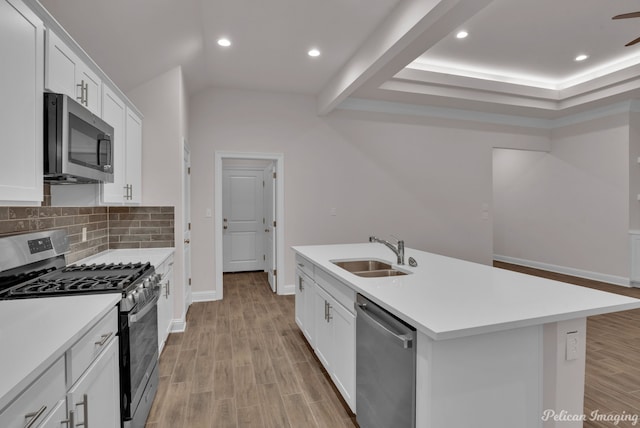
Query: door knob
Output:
[[184, 239, 190, 244], [265, 229, 269, 233]]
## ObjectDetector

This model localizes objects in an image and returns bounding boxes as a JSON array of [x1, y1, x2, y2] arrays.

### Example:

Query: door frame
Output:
[[215, 151, 285, 299]]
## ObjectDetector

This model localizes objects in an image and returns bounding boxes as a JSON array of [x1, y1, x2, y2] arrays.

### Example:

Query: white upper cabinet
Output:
[[0, 0, 44, 204], [125, 108, 142, 204], [101, 85, 127, 203], [45, 29, 102, 116]]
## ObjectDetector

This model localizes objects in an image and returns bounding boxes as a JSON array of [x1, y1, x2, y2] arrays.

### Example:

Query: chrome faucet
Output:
[[369, 236, 405, 265]]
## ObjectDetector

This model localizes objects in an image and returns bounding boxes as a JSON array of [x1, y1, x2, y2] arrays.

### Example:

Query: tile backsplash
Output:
[[0, 206, 174, 264]]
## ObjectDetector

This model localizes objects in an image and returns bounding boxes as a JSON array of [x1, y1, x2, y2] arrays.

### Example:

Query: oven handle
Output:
[[128, 292, 159, 324]]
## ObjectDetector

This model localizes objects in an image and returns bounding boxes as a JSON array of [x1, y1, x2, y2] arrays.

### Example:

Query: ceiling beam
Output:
[[315, 0, 494, 116]]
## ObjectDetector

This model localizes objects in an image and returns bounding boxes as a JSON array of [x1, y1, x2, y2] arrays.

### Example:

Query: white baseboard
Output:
[[278, 283, 295, 295], [493, 254, 631, 287], [192, 290, 218, 302]]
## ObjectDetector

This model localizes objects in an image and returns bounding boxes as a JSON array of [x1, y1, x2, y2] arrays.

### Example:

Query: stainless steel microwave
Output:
[[44, 93, 114, 183]]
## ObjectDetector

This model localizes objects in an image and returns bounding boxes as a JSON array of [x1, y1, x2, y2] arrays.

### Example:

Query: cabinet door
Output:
[[0, 0, 43, 203], [302, 276, 316, 346], [329, 300, 356, 411], [101, 85, 127, 204], [68, 337, 120, 428], [78, 63, 101, 116], [45, 29, 78, 99], [314, 286, 332, 370], [125, 108, 142, 204], [158, 265, 174, 352], [294, 271, 305, 330]]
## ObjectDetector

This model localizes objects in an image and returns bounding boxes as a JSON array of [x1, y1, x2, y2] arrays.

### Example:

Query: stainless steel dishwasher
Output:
[[356, 294, 417, 428]]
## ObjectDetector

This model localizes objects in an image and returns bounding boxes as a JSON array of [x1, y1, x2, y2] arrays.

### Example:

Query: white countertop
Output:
[[0, 293, 121, 411], [293, 243, 640, 340], [75, 248, 174, 268]]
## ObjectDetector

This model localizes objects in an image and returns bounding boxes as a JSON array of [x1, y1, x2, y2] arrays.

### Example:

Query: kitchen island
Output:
[[292, 243, 640, 428]]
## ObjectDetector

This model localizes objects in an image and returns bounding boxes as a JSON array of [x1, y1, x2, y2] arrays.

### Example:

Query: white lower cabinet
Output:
[[314, 285, 356, 412], [0, 307, 120, 428], [67, 337, 120, 428], [294, 255, 355, 413], [157, 254, 175, 352], [295, 269, 316, 346]]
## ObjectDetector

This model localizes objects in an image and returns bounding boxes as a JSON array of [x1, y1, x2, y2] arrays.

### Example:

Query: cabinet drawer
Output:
[[69, 306, 118, 385], [315, 268, 356, 315], [295, 255, 314, 279], [0, 357, 65, 428]]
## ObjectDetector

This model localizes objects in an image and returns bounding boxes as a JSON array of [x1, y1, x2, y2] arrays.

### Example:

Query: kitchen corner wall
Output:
[[0, 206, 174, 264]]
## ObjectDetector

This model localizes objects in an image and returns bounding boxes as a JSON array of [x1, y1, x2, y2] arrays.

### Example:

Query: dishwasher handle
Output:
[[356, 302, 414, 349]]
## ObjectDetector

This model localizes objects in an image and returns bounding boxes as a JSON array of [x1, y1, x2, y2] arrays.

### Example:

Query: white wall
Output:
[[493, 113, 630, 282], [188, 87, 549, 294], [127, 66, 188, 324]]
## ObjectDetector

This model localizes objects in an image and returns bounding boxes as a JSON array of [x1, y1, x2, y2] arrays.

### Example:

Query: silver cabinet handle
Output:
[[24, 405, 47, 428], [76, 394, 89, 427], [62, 410, 75, 427], [76, 80, 85, 104], [327, 303, 332, 322], [95, 332, 113, 346], [298, 277, 304, 291], [84, 81, 89, 106], [297, 263, 304, 268]]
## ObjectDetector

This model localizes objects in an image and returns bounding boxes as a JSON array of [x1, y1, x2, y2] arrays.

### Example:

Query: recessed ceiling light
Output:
[[456, 31, 468, 39], [217, 38, 231, 47], [308, 48, 321, 57], [575, 54, 589, 62]]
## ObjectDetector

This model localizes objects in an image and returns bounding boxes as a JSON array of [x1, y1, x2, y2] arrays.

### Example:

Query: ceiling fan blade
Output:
[[625, 36, 640, 46], [613, 11, 640, 19]]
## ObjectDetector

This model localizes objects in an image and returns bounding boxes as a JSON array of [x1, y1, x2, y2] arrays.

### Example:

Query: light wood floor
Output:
[[495, 261, 640, 428], [144, 271, 357, 428], [147, 266, 640, 428]]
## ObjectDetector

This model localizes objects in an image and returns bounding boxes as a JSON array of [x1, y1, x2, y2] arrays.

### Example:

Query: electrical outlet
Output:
[[566, 331, 579, 361], [82, 227, 87, 242]]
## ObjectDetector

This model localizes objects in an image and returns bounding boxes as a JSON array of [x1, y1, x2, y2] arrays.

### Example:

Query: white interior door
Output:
[[264, 163, 277, 292], [183, 143, 192, 306], [223, 169, 265, 272]]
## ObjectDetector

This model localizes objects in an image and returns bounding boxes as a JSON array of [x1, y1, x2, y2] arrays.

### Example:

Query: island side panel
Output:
[[542, 318, 586, 428], [416, 326, 543, 428]]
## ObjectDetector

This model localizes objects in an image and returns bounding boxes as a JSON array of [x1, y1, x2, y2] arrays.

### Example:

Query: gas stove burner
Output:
[[0, 258, 155, 300], [5, 274, 131, 297], [63, 262, 151, 273]]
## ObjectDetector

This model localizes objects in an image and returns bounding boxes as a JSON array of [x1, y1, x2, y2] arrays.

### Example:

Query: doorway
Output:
[[215, 152, 284, 299]]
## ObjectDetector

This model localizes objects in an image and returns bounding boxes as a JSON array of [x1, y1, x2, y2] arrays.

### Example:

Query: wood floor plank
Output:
[[237, 404, 265, 428], [309, 399, 345, 428], [234, 363, 261, 409], [258, 383, 291, 428], [185, 391, 213, 428], [214, 359, 235, 400], [171, 348, 197, 384], [192, 355, 215, 393], [214, 333, 233, 361], [271, 356, 302, 395], [212, 398, 238, 428], [160, 382, 190, 428], [146, 375, 169, 424], [281, 393, 318, 428]]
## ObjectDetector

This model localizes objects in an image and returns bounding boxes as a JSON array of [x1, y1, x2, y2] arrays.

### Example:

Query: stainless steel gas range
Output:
[[0, 229, 160, 428]]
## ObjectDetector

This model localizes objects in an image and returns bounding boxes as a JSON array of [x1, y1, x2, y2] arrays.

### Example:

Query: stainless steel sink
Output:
[[332, 259, 409, 278]]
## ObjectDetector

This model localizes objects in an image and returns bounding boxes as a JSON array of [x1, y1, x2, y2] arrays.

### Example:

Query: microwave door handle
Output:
[[97, 134, 112, 169]]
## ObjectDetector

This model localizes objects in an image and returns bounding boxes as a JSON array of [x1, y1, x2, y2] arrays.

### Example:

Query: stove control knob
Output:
[[143, 278, 151, 288]]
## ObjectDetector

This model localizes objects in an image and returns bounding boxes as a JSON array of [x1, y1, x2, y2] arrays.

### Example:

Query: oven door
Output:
[[120, 293, 159, 423]]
